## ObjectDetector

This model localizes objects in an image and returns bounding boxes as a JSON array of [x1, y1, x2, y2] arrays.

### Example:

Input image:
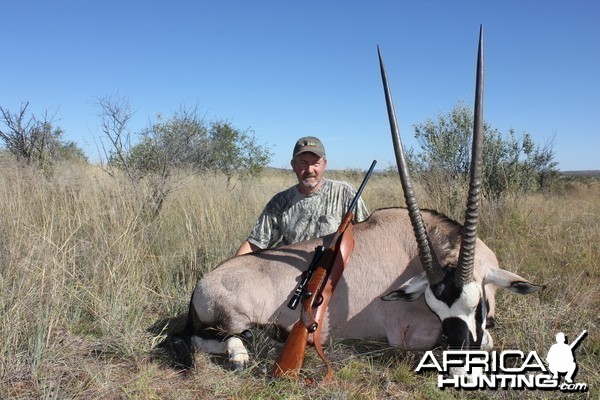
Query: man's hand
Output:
[[235, 240, 261, 256]]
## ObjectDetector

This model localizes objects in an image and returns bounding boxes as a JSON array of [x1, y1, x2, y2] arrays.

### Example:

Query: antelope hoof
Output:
[[226, 337, 249, 371]]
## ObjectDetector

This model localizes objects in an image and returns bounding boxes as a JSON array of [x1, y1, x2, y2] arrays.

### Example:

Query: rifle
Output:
[[287, 245, 325, 310], [271, 160, 377, 381]]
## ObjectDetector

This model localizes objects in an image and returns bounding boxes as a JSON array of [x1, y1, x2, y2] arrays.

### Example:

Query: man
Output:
[[235, 136, 369, 255]]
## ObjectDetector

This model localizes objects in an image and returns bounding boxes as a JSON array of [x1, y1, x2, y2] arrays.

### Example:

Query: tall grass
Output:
[[0, 157, 598, 399]]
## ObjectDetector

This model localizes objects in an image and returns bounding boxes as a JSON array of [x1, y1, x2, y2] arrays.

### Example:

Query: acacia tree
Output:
[[126, 106, 210, 174], [0, 102, 87, 168], [206, 120, 272, 182], [480, 127, 558, 198], [95, 94, 137, 179], [96, 97, 272, 218], [126, 108, 272, 181], [410, 103, 558, 201], [95, 94, 174, 218]]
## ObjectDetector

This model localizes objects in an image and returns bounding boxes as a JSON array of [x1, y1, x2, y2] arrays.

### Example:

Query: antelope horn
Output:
[[456, 25, 485, 285], [378, 46, 445, 285]]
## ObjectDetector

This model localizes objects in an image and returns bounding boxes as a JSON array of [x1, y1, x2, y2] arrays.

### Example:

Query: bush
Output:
[[0, 102, 88, 169], [410, 102, 559, 200], [97, 97, 272, 218], [126, 111, 272, 181]]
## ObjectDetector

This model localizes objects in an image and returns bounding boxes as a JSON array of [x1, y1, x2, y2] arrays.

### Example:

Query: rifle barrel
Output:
[[348, 160, 377, 214]]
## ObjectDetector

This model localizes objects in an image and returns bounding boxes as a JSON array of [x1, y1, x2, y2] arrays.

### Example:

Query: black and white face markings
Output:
[[424, 268, 492, 350]]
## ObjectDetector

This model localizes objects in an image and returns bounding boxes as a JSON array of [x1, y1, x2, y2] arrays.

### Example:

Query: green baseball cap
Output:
[[292, 136, 326, 159]]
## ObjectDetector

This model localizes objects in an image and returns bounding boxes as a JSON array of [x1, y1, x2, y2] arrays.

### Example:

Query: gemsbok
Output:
[[167, 27, 545, 374]]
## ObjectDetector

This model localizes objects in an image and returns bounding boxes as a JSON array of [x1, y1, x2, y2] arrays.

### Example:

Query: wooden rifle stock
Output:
[[271, 321, 309, 377]]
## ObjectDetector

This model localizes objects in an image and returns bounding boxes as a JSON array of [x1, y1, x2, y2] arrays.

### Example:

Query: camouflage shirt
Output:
[[247, 179, 369, 249]]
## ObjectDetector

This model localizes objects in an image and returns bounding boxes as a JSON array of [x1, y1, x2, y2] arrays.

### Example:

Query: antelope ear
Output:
[[484, 268, 545, 294], [382, 272, 429, 302]]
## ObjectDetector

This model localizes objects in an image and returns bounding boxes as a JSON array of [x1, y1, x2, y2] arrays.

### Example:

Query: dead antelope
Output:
[[167, 27, 544, 373]]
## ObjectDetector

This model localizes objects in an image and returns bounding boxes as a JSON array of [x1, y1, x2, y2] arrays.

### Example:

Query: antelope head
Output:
[[378, 27, 544, 352]]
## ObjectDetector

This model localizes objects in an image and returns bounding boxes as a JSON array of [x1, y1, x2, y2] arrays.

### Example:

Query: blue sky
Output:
[[2, 1, 599, 171]]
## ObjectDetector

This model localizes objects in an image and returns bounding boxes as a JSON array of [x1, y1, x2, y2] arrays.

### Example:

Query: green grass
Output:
[[0, 157, 598, 399]]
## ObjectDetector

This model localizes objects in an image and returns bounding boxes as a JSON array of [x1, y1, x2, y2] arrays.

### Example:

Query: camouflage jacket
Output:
[[247, 179, 369, 249]]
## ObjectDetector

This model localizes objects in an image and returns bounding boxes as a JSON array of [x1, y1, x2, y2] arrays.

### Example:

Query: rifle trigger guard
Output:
[[313, 294, 323, 307]]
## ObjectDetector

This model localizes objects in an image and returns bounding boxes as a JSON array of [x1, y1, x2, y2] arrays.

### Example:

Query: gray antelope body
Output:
[[173, 207, 541, 370], [169, 27, 544, 372]]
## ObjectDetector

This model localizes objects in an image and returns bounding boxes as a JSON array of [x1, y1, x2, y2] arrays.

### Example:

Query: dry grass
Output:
[[0, 157, 598, 399]]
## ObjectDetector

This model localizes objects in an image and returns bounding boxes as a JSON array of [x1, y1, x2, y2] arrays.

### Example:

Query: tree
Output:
[[480, 128, 558, 198], [95, 94, 172, 218], [95, 94, 137, 179], [206, 120, 272, 181], [126, 107, 272, 181], [0, 102, 87, 168], [410, 103, 558, 201], [96, 97, 272, 218], [126, 106, 210, 174], [56, 141, 89, 164]]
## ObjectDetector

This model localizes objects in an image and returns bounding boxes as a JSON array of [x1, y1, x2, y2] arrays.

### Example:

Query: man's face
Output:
[[291, 152, 327, 194]]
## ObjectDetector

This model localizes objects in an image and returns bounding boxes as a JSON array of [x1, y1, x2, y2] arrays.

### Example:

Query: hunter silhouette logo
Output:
[[415, 329, 589, 392], [546, 330, 587, 384]]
